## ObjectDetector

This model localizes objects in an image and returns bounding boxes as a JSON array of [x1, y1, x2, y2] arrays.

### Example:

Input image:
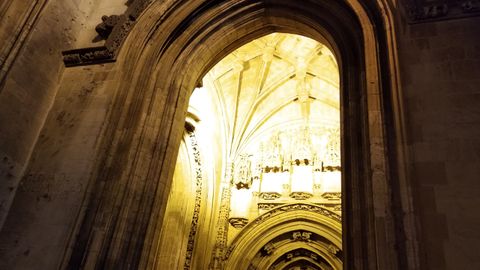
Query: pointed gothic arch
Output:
[[224, 203, 342, 270], [64, 1, 419, 269]]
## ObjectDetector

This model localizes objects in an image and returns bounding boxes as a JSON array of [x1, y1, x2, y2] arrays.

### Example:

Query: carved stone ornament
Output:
[[315, 204, 342, 212], [268, 249, 335, 270], [184, 131, 204, 270], [235, 182, 250, 189], [62, 46, 115, 67], [95, 15, 124, 39], [292, 231, 312, 242], [262, 242, 276, 256], [229, 217, 249, 229], [252, 203, 341, 227], [62, 0, 154, 67], [259, 192, 281, 200], [225, 203, 341, 260], [257, 202, 281, 211], [404, 0, 480, 23], [321, 192, 341, 200], [210, 183, 232, 269], [289, 191, 313, 200], [328, 244, 340, 255]]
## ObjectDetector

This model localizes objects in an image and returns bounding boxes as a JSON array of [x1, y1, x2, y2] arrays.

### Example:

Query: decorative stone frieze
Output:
[[210, 163, 233, 270], [259, 192, 281, 200], [289, 191, 313, 200], [321, 192, 341, 200], [184, 131, 204, 270], [404, 0, 480, 23], [257, 203, 281, 211], [251, 203, 342, 226], [62, 46, 115, 67]]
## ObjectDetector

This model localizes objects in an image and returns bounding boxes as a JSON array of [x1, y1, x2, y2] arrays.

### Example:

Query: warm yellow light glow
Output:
[[290, 165, 314, 196], [185, 32, 342, 232], [260, 172, 284, 196], [321, 171, 341, 193], [230, 188, 252, 219]]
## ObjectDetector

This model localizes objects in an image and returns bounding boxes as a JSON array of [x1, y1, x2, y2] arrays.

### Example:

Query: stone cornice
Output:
[[62, 0, 153, 67]]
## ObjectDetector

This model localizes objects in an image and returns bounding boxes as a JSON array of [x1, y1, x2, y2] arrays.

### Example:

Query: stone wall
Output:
[[0, 0, 127, 229], [0, 63, 118, 269], [398, 15, 480, 270], [0, 0, 126, 268], [0, 0, 479, 269]]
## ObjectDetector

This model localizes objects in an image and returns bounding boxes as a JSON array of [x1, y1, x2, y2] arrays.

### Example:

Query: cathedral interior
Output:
[[0, 1, 479, 269]]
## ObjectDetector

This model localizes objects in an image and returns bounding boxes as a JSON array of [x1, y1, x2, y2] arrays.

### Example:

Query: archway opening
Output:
[[65, 1, 408, 269], [160, 33, 342, 269]]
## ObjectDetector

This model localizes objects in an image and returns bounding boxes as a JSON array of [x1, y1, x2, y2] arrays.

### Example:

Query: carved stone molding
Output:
[[251, 203, 342, 226], [229, 217, 248, 229], [289, 192, 313, 200], [328, 244, 340, 256], [210, 181, 232, 269], [95, 15, 124, 39], [224, 203, 341, 263], [315, 203, 342, 212], [268, 248, 334, 270], [404, 0, 480, 23], [262, 242, 276, 256], [62, 0, 154, 67], [321, 192, 341, 200], [184, 131, 204, 270], [292, 231, 312, 242], [62, 46, 115, 67], [259, 192, 281, 200], [258, 202, 282, 211]]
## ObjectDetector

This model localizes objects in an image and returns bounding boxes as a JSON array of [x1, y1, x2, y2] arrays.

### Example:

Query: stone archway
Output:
[[224, 204, 342, 270], [64, 1, 419, 269]]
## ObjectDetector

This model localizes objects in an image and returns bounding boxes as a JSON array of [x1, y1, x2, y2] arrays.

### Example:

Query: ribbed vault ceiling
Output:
[[196, 33, 339, 160]]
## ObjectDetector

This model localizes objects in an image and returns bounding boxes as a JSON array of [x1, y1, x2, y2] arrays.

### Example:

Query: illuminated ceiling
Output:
[[186, 33, 343, 270], [190, 33, 340, 160]]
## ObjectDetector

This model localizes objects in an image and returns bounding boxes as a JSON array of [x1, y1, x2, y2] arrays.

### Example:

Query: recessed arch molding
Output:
[[224, 204, 342, 270], [63, 1, 420, 270]]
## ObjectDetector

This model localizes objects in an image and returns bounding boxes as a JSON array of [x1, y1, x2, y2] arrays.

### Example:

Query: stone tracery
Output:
[[174, 33, 343, 269]]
